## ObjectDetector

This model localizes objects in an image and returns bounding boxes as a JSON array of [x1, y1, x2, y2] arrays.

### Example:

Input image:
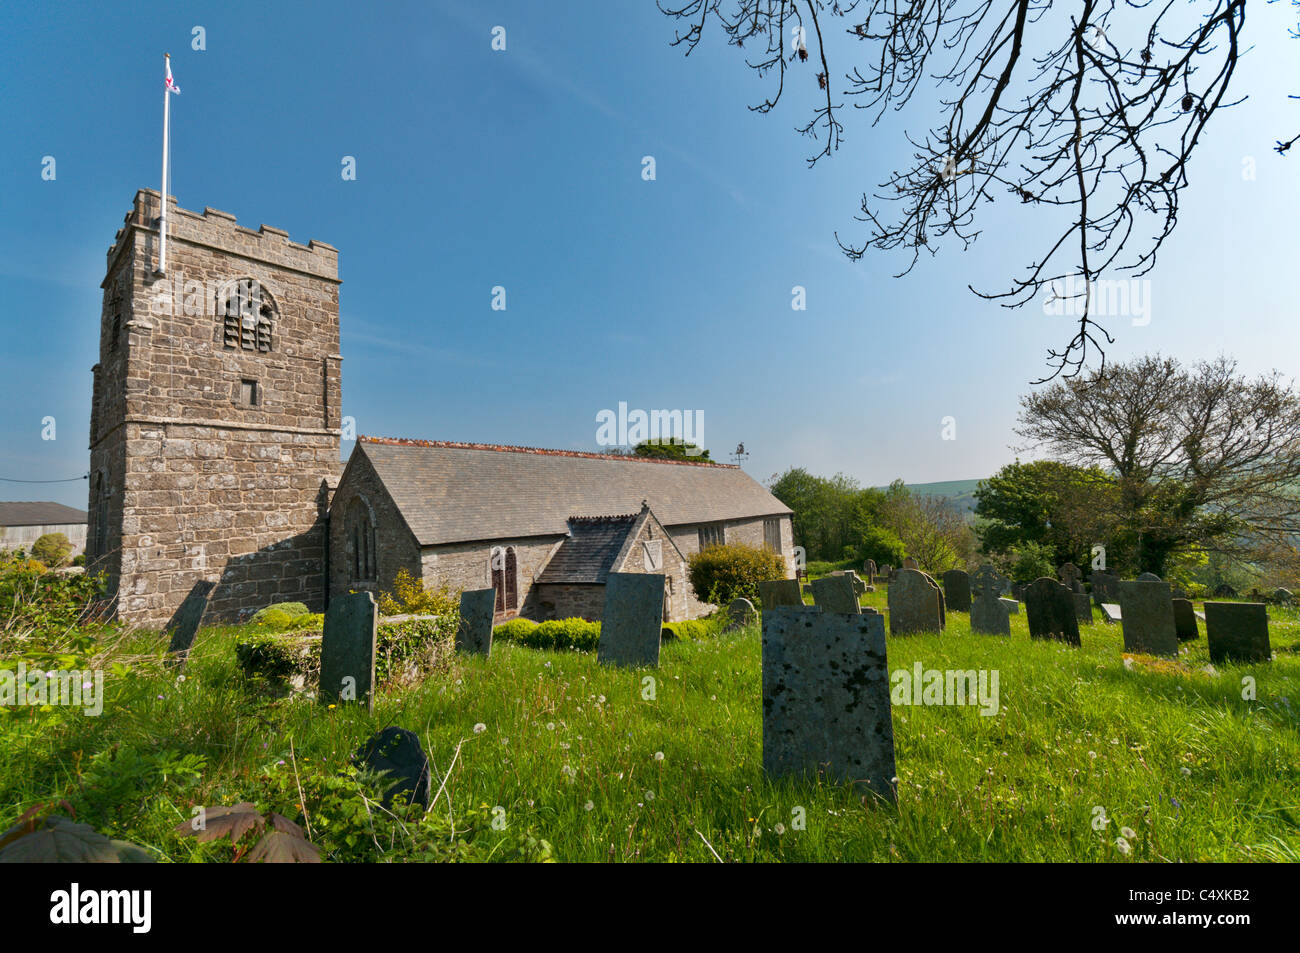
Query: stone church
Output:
[[86, 190, 793, 627]]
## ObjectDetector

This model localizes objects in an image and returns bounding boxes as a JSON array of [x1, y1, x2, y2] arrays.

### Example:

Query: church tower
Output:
[[87, 190, 342, 626]]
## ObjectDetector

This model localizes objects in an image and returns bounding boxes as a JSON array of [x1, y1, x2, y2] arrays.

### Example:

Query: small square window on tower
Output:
[[239, 379, 259, 406]]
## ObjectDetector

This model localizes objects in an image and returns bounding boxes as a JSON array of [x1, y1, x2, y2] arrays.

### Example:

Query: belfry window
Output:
[[220, 280, 274, 352]]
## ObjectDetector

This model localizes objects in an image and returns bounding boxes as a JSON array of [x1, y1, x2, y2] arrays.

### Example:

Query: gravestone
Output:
[[970, 564, 1010, 635], [999, 597, 1020, 615], [811, 574, 861, 614], [758, 578, 804, 608], [1171, 587, 1188, 601], [728, 597, 758, 628], [761, 607, 896, 802], [1213, 583, 1238, 598], [942, 569, 972, 612], [1058, 563, 1084, 593], [887, 568, 943, 636], [1204, 602, 1271, 664], [1117, 580, 1178, 657], [456, 588, 495, 657], [1272, 587, 1293, 606], [1137, 572, 1163, 583], [319, 591, 379, 712], [926, 572, 947, 629], [1099, 603, 1122, 624], [1091, 571, 1120, 606], [1023, 577, 1081, 646], [1072, 592, 1092, 623], [165, 579, 217, 661], [842, 570, 867, 598], [597, 572, 665, 668], [352, 727, 431, 809], [1011, 583, 1027, 602], [878, 564, 893, 579], [1171, 598, 1199, 641], [903, 557, 919, 570], [863, 558, 877, 583]]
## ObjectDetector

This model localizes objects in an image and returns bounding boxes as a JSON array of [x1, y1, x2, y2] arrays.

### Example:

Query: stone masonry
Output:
[[87, 190, 342, 626]]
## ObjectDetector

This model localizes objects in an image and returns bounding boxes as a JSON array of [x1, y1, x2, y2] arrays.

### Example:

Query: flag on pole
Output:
[[165, 58, 181, 94]]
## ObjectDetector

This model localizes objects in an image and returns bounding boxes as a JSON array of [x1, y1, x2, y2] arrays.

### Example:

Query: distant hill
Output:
[[877, 478, 983, 515]]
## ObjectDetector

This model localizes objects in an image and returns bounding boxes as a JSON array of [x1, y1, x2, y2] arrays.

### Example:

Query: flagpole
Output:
[[159, 52, 170, 275]]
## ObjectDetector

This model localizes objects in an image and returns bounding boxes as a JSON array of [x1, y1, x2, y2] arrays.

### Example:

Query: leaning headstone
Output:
[[728, 597, 758, 628], [456, 588, 495, 657], [1023, 577, 1081, 646], [970, 564, 1010, 635], [811, 574, 861, 614], [1090, 571, 1119, 606], [320, 591, 379, 712], [942, 569, 972, 612], [999, 597, 1020, 615], [926, 572, 947, 629], [759, 578, 804, 608], [352, 727, 431, 809], [597, 573, 665, 668], [1117, 580, 1178, 657], [1204, 602, 1271, 664], [887, 568, 943, 636], [1171, 598, 1199, 641], [903, 557, 919, 570], [1099, 603, 1122, 625], [761, 607, 896, 803], [165, 579, 217, 661], [1213, 583, 1238, 598], [1272, 587, 1293, 606], [842, 570, 867, 598]]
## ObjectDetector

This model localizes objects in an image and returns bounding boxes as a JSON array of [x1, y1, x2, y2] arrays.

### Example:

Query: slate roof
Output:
[[535, 514, 639, 585], [0, 502, 88, 527], [353, 437, 792, 547]]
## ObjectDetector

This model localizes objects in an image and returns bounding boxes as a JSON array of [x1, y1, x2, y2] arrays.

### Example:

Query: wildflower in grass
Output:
[[645, 790, 655, 801], [1115, 836, 1132, 855], [547, 722, 556, 731], [473, 722, 486, 734], [584, 800, 594, 811], [562, 765, 576, 778], [1088, 751, 1097, 758], [328, 704, 336, 710], [1181, 766, 1191, 777], [597, 695, 606, 704], [654, 751, 664, 761], [1120, 826, 1136, 840], [775, 823, 786, 835]]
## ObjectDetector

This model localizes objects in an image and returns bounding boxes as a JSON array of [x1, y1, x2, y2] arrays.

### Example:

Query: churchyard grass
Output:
[[2, 586, 1298, 862]]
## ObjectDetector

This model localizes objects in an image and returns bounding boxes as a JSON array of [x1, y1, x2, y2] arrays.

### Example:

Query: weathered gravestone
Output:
[[887, 568, 943, 636], [1023, 577, 1081, 646], [1117, 580, 1178, 657], [728, 597, 758, 628], [456, 588, 495, 657], [903, 557, 919, 570], [1204, 602, 1272, 664], [1012, 583, 1027, 602], [1272, 588, 1293, 606], [1091, 571, 1119, 607], [352, 727, 431, 809], [970, 564, 1010, 635], [1172, 598, 1199, 641], [758, 578, 804, 608], [1213, 583, 1238, 598], [165, 579, 217, 662], [863, 558, 877, 583], [927, 572, 947, 629], [1137, 572, 1163, 583], [841, 570, 868, 598], [319, 591, 379, 712], [597, 572, 665, 668], [761, 607, 896, 803], [1000, 597, 1020, 615], [811, 574, 861, 614], [1059, 563, 1093, 622], [942, 569, 972, 612]]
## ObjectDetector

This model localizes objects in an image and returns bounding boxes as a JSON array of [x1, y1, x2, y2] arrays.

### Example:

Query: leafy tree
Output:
[[877, 480, 975, 573], [974, 461, 1117, 569], [31, 533, 73, 569], [1016, 355, 1300, 576], [768, 467, 886, 561], [854, 524, 907, 568]]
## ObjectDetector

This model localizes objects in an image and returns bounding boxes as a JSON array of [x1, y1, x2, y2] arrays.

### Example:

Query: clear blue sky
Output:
[[2, 0, 1298, 511]]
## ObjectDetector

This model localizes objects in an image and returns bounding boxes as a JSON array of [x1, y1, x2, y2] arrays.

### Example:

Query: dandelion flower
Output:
[[1180, 766, 1191, 777], [775, 823, 786, 835], [584, 800, 594, 811], [1120, 826, 1137, 840], [473, 722, 487, 734], [654, 751, 664, 761]]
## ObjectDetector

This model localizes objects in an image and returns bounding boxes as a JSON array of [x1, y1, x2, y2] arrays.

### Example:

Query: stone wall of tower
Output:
[[88, 189, 342, 627]]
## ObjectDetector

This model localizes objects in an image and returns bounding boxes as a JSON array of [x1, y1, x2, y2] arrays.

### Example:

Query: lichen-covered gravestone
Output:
[[1023, 577, 1081, 646], [942, 569, 972, 612], [761, 607, 897, 803], [165, 579, 217, 662], [863, 558, 877, 583], [903, 557, 919, 570], [1204, 602, 1272, 664], [969, 565, 1010, 635], [759, 578, 804, 608], [811, 574, 861, 614], [1117, 579, 1178, 657], [727, 597, 758, 628], [1058, 562, 1092, 622], [597, 572, 665, 668], [843, 570, 867, 598], [1272, 588, 1293, 606], [319, 591, 378, 712], [887, 569, 943, 636], [456, 588, 495, 657], [1172, 598, 1199, 641]]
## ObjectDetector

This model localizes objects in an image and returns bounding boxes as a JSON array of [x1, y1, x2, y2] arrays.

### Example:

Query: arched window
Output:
[[491, 546, 518, 613], [346, 497, 376, 586], [220, 279, 274, 352]]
